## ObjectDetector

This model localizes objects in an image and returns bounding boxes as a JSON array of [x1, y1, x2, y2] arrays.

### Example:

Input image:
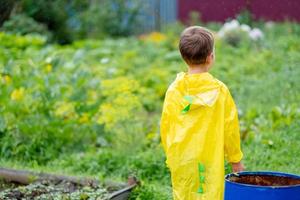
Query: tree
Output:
[[0, 0, 15, 27]]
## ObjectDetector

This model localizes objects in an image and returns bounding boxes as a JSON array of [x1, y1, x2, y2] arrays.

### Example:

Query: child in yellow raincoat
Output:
[[160, 26, 245, 200]]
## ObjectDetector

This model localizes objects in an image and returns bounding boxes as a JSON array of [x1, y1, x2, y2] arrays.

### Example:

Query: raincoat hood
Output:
[[172, 72, 220, 114]]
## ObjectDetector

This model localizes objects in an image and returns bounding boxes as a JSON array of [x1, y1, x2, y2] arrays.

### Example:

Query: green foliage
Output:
[[1, 0, 142, 42], [0, 32, 46, 49], [236, 9, 253, 26], [223, 29, 250, 47], [76, 0, 141, 39], [129, 182, 172, 200], [187, 11, 202, 26], [21, 0, 72, 43], [1, 14, 51, 38], [0, 32, 176, 164], [46, 141, 169, 180], [243, 123, 300, 174]]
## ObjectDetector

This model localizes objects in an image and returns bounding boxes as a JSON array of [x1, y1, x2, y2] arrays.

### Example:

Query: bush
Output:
[[17, 0, 142, 42], [236, 9, 253, 26], [1, 14, 51, 39], [21, 0, 72, 44], [217, 19, 264, 46], [75, 0, 142, 39]]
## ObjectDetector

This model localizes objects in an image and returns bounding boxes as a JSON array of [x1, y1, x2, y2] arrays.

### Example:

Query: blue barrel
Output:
[[225, 171, 300, 200]]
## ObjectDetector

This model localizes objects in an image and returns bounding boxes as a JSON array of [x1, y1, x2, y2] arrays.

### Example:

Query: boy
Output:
[[160, 26, 245, 200]]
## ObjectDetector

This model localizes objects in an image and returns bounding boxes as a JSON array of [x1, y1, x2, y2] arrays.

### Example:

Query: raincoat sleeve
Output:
[[224, 89, 243, 163]]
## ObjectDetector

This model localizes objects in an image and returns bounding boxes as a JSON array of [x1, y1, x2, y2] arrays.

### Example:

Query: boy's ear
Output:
[[210, 52, 214, 60], [206, 52, 214, 64]]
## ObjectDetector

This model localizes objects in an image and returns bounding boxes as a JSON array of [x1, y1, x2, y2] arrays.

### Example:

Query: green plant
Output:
[[188, 11, 202, 26], [76, 0, 142, 39], [1, 14, 51, 39], [236, 9, 253, 26], [21, 0, 72, 43]]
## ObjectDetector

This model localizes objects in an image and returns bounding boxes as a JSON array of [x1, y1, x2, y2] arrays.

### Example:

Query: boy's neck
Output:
[[187, 64, 210, 74]]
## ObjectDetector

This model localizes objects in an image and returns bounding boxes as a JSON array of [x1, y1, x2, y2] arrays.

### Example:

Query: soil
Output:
[[228, 174, 300, 187], [0, 179, 109, 200]]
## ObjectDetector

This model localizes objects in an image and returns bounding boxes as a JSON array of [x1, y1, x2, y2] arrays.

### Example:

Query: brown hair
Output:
[[179, 26, 214, 65]]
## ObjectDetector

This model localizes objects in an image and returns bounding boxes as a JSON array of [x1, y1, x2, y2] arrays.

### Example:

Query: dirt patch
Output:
[[228, 174, 300, 186], [0, 179, 109, 199]]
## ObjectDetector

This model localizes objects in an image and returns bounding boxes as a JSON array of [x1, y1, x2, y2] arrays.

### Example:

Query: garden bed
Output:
[[0, 168, 138, 200]]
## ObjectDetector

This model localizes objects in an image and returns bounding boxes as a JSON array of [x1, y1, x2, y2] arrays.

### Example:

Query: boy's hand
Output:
[[231, 161, 245, 173]]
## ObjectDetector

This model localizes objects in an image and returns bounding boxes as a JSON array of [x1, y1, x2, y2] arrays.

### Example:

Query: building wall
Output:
[[250, 0, 300, 21], [178, 0, 300, 22]]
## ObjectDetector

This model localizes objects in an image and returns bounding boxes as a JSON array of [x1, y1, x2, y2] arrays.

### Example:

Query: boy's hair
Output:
[[179, 26, 214, 65]]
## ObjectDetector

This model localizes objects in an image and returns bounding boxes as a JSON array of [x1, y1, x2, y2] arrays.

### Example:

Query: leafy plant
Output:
[[76, 0, 142, 39], [1, 14, 51, 39]]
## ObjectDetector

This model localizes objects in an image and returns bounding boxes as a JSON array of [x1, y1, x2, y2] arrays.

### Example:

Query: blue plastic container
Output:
[[225, 171, 300, 200]]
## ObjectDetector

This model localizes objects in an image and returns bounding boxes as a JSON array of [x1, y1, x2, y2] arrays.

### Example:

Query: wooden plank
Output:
[[0, 167, 99, 186]]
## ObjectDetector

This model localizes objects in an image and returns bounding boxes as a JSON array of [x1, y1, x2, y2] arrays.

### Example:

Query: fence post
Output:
[[154, 0, 161, 31]]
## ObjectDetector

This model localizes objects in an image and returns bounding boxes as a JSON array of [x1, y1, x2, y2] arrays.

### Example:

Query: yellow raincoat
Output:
[[160, 72, 243, 200]]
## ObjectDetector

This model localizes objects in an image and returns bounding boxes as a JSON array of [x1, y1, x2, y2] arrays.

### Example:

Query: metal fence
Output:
[[138, 0, 177, 33]]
